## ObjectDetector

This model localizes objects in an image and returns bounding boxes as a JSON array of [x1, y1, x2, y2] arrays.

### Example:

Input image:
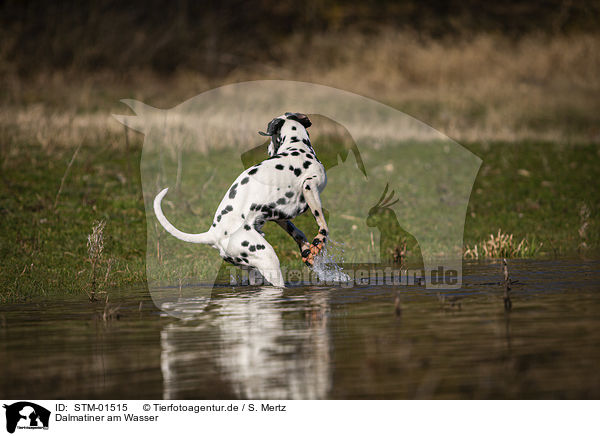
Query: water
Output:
[[1, 260, 599, 399], [310, 243, 351, 283]]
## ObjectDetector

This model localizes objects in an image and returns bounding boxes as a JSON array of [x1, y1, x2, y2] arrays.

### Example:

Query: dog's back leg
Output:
[[227, 228, 285, 287]]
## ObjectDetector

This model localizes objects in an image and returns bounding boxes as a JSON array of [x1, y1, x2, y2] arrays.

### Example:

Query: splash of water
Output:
[[311, 240, 351, 283]]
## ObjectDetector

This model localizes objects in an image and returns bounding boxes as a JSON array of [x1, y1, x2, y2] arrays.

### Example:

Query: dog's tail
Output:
[[153, 188, 215, 245]]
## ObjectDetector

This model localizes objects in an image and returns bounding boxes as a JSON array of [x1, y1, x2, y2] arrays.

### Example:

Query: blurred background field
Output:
[[1, 0, 599, 299]]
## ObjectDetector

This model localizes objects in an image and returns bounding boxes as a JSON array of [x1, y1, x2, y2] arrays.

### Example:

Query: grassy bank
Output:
[[1, 31, 599, 301], [0, 133, 598, 301]]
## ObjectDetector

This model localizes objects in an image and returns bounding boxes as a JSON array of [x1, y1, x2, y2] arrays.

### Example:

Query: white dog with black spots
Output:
[[154, 112, 329, 287]]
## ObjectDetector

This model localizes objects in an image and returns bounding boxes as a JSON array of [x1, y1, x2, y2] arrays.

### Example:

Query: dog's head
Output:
[[259, 112, 312, 156]]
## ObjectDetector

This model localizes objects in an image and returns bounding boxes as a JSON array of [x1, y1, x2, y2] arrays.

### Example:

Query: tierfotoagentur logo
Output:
[[3, 402, 50, 434], [113, 80, 481, 318]]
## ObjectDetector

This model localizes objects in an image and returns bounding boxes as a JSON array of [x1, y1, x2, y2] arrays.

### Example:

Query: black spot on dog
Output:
[[314, 210, 320, 217], [288, 165, 294, 171], [241, 177, 249, 185], [290, 136, 300, 143], [241, 252, 248, 257], [226, 205, 233, 212], [280, 152, 288, 157], [229, 189, 237, 199], [249, 245, 256, 252], [302, 249, 311, 257], [285, 191, 294, 198], [291, 126, 296, 130], [224, 231, 228, 235], [248, 168, 258, 175], [303, 161, 312, 169], [217, 215, 222, 222], [291, 151, 299, 156], [302, 138, 311, 145], [275, 164, 284, 170], [294, 168, 302, 176], [212, 223, 216, 227], [257, 244, 265, 250], [300, 194, 305, 202], [235, 257, 242, 263], [241, 213, 245, 219], [320, 229, 328, 236], [312, 238, 320, 246], [244, 225, 251, 230], [242, 240, 249, 246], [304, 185, 311, 190], [277, 198, 286, 205], [299, 149, 305, 153], [306, 154, 313, 159], [269, 203, 275, 208]]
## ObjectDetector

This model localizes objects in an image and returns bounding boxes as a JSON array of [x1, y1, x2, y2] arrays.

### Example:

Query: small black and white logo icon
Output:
[[3, 402, 50, 434]]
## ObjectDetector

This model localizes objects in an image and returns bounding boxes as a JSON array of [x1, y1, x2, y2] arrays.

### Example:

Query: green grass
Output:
[[462, 142, 600, 257], [0, 139, 147, 301], [0, 135, 598, 302]]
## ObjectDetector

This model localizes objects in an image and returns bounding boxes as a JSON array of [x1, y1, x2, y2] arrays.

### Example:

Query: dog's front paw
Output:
[[302, 236, 327, 267], [301, 245, 313, 266], [311, 235, 326, 252]]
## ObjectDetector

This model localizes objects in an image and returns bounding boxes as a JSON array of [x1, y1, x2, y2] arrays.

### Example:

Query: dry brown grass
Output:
[[268, 31, 600, 143], [464, 229, 542, 259], [1, 31, 599, 146]]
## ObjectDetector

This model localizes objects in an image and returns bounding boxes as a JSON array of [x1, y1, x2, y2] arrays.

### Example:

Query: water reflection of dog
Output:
[[160, 287, 331, 399]]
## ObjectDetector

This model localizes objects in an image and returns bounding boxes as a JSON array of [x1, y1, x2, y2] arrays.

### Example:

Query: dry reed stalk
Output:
[[87, 220, 106, 301], [394, 293, 401, 317], [579, 203, 590, 252], [503, 258, 512, 311], [54, 140, 82, 210]]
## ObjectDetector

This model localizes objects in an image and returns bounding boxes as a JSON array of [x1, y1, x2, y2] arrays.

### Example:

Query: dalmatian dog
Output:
[[153, 112, 328, 287]]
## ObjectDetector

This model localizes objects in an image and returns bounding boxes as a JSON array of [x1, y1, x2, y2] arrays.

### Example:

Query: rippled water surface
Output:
[[1, 260, 599, 399]]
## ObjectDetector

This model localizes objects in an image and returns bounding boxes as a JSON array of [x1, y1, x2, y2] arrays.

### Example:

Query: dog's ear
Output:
[[259, 117, 285, 137], [285, 112, 312, 129], [295, 113, 312, 129]]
